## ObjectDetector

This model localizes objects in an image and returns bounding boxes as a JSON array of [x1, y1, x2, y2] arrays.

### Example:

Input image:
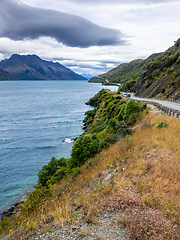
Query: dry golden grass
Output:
[[65, 111, 180, 221], [1, 110, 180, 239]]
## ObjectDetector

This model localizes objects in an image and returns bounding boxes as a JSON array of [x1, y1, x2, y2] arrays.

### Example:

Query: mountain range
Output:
[[0, 54, 86, 81], [90, 39, 180, 101]]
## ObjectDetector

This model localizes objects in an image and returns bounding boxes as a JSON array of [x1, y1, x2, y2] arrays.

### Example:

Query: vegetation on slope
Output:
[[135, 39, 180, 100], [89, 59, 145, 87], [37, 89, 145, 187], [89, 39, 180, 101], [1, 90, 179, 240]]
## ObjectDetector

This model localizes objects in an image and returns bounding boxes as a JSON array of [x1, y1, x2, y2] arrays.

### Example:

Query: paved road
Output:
[[131, 95, 180, 111], [122, 92, 180, 112]]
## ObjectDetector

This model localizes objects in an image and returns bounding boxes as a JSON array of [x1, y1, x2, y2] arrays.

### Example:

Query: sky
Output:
[[0, 0, 180, 76]]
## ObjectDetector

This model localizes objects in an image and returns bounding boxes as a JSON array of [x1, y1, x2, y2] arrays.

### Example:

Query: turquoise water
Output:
[[0, 80, 118, 214]]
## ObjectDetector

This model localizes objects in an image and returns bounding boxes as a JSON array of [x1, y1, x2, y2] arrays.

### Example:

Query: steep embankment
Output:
[[0, 54, 86, 80], [135, 39, 180, 100], [1, 90, 179, 240], [90, 39, 180, 101]]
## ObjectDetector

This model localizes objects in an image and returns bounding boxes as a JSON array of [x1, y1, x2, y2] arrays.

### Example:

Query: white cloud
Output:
[[0, 0, 179, 75]]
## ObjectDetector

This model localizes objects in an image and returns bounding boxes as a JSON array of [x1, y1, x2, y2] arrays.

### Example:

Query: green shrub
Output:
[[107, 118, 118, 128], [21, 186, 52, 214], [100, 134, 117, 149], [125, 79, 137, 90], [123, 100, 141, 121], [84, 109, 96, 125], [0, 217, 10, 234], [47, 166, 67, 185], [87, 89, 109, 107], [118, 103, 126, 121], [71, 167, 81, 178], [165, 50, 180, 67], [90, 117, 107, 134], [126, 112, 140, 125], [157, 121, 169, 128], [38, 157, 67, 186], [68, 133, 100, 168]]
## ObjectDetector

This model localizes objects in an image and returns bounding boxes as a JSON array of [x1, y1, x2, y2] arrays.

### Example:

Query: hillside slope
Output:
[[89, 59, 146, 85], [0, 54, 86, 80], [0, 68, 17, 80], [135, 39, 180, 100], [1, 90, 179, 240], [89, 39, 180, 101]]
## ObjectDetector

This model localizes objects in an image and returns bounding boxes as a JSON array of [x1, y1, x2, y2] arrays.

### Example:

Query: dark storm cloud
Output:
[[0, 0, 125, 48]]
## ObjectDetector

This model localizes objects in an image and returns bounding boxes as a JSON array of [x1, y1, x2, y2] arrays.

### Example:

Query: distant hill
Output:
[[0, 68, 17, 81], [0, 54, 86, 81], [89, 39, 180, 101], [89, 59, 146, 85]]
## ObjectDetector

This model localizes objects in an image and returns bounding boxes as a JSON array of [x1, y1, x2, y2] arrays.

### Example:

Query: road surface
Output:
[[130, 94, 180, 111], [121, 92, 180, 113]]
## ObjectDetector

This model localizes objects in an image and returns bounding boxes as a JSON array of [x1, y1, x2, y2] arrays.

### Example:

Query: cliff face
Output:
[[135, 39, 180, 101], [0, 54, 86, 80]]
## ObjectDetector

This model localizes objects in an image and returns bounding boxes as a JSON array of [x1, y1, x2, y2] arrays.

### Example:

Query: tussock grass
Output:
[[1, 111, 180, 239]]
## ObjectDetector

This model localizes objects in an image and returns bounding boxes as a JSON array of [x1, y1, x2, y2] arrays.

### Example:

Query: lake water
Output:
[[0, 80, 118, 214]]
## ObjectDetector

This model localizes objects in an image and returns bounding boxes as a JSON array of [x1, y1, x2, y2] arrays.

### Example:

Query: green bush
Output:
[[21, 186, 52, 214], [68, 133, 100, 168], [84, 109, 96, 125], [38, 157, 67, 186], [157, 121, 169, 128], [123, 100, 141, 121], [87, 89, 109, 107], [47, 166, 67, 185], [126, 112, 140, 125], [90, 117, 107, 134], [0, 217, 10, 234], [118, 103, 126, 121], [100, 134, 117, 149], [107, 118, 118, 128]]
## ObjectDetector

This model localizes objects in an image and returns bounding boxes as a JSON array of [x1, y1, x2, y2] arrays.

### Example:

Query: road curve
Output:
[[130, 94, 180, 111], [121, 92, 180, 118]]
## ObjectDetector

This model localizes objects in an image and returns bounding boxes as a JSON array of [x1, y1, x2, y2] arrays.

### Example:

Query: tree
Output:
[[123, 100, 141, 121], [38, 157, 67, 186], [68, 134, 100, 168]]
